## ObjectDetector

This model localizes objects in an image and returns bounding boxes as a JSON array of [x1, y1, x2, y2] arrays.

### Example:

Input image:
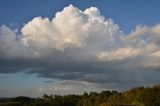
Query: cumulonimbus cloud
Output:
[[0, 4, 160, 90]]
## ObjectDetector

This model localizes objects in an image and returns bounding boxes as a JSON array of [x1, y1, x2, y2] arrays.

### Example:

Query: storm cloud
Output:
[[0, 5, 160, 91]]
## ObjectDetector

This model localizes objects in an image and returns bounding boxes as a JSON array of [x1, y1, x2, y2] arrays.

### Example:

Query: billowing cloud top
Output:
[[1, 4, 160, 90]]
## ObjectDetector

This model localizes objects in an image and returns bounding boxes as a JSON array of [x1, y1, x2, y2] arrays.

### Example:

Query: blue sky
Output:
[[1, 0, 160, 33], [0, 0, 160, 97]]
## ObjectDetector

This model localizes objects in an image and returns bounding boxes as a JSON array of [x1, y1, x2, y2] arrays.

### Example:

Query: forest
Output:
[[0, 84, 160, 106]]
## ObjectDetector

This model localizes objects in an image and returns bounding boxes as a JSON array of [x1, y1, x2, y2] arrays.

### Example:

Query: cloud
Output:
[[0, 4, 160, 91], [98, 47, 142, 61], [0, 89, 7, 93], [21, 4, 119, 53], [38, 80, 105, 95]]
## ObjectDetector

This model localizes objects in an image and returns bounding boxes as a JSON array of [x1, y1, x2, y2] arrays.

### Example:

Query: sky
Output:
[[0, 0, 160, 97]]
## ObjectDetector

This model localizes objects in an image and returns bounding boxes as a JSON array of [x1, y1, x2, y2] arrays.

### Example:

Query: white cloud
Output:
[[98, 47, 142, 61], [21, 4, 119, 54], [149, 50, 160, 57], [0, 25, 25, 58]]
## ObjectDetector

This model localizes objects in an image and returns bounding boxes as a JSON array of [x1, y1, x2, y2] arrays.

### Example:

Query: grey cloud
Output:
[[0, 89, 7, 93], [43, 80, 55, 83]]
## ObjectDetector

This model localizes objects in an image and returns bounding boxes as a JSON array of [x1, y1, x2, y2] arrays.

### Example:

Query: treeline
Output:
[[0, 84, 160, 106]]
